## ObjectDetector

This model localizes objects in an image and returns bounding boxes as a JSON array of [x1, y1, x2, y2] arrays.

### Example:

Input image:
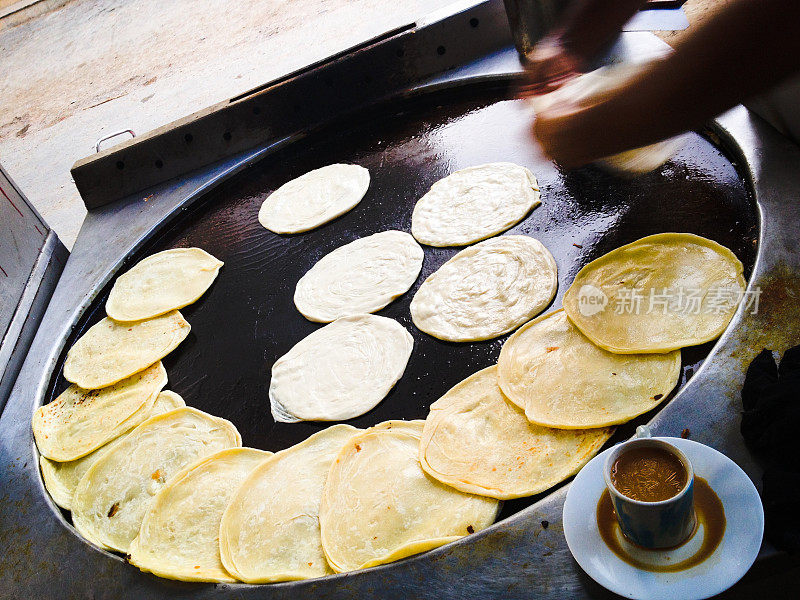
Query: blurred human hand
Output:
[[519, 34, 582, 96], [526, 65, 625, 169], [523, 0, 800, 171], [531, 96, 596, 169], [517, 32, 600, 168], [527, 63, 658, 170]]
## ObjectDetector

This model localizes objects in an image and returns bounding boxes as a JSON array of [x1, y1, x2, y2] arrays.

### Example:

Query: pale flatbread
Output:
[[106, 248, 223, 322], [319, 420, 499, 572], [411, 163, 541, 247], [410, 235, 557, 342], [219, 425, 360, 583], [129, 447, 270, 582], [498, 310, 682, 428], [40, 390, 185, 510], [72, 407, 240, 553], [33, 362, 167, 462], [270, 314, 413, 422], [563, 233, 746, 353], [294, 230, 423, 322], [420, 366, 613, 499], [63, 311, 190, 389], [258, 164, 370, 234]]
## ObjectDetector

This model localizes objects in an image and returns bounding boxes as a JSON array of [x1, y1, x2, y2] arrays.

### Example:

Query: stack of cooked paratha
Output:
[[34, 248, 230, 551]]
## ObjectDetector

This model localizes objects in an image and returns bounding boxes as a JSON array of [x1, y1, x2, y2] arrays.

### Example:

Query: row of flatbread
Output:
[[34, 248, 224, 464], [37, 381, 613, 584], [41, 399, 502, 583], [33, 249, 226, 555], [267, 163, 555, 422], [258, 162, 542, 247], [498, 233, 746, 430], [60, 247, 224, 391], [418, 233, 747, 500]]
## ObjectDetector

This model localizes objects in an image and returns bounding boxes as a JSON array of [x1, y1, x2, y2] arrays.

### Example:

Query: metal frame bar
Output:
[[0, 165, 67, 412], [4, 1, 800, 597]]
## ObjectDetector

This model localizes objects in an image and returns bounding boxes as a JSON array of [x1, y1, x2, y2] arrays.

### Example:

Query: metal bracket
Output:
[[94, 130, 136, 153]]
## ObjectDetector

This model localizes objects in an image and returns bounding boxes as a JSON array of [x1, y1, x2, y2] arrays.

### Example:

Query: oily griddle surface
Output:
[[48, 85, 757, 522]]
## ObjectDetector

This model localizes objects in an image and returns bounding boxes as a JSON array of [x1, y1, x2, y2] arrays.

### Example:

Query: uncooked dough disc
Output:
[[269, 314, 413, 422], [63, 311, 190, 389], [294, 230, 424, 322], [420, 366, 613, 499], [410, 235, 557, 342], [563, 233, 746, 353], [106, 248, 223, 322], [219, 425, 360, 583], [40, 390, 186, 511], [129, 447, 270, 583], [72, 407, 240, 553], [498, 310, 681, 428], [411, 163, 541, 247], [258, 164, 370, 234], [33, 362, 168, 462], [319, 420, 499, 573]]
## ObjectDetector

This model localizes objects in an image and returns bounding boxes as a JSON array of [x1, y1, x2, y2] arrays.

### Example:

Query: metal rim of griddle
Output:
[[3, 2, 800, 598]]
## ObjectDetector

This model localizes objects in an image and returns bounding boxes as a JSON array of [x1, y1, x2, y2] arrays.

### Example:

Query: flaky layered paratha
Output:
[[220, 425, 359, 583], [33, 362, 167, 462], [294, 231, 423, 322], [270, 314, 413, 422], [72, 407, 240, 552], [258, 164, 369, 234], [420, 366, 613, 498], [40, 390, 184, 510], [63, 311, 190, 389], [410, 235, 557, 341], [563, 233, 746, 353], [320, 421, 499, 572], [411, 163, 541, 247], [498, 310, 681, 428], [129, 447, 270, 582], [106, 248, 223, 322]]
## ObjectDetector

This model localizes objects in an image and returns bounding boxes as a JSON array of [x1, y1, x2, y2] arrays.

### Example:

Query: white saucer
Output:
[[563, 437, 764, 600]]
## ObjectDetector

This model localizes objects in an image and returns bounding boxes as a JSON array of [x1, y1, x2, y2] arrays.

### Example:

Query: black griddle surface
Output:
[[48, 84, 758, 523]]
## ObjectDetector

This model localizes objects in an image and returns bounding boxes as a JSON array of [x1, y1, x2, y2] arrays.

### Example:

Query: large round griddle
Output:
[[3, 1, 799, 593], [46, 84, 757, 525]]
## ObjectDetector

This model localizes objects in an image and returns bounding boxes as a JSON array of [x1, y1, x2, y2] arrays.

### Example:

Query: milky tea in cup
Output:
[[603, 439, 696, 548], [611, 444, 687, 501]]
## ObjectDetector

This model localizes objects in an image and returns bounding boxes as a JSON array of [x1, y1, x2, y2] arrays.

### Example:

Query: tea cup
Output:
[[603, 438, 696, 549]]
